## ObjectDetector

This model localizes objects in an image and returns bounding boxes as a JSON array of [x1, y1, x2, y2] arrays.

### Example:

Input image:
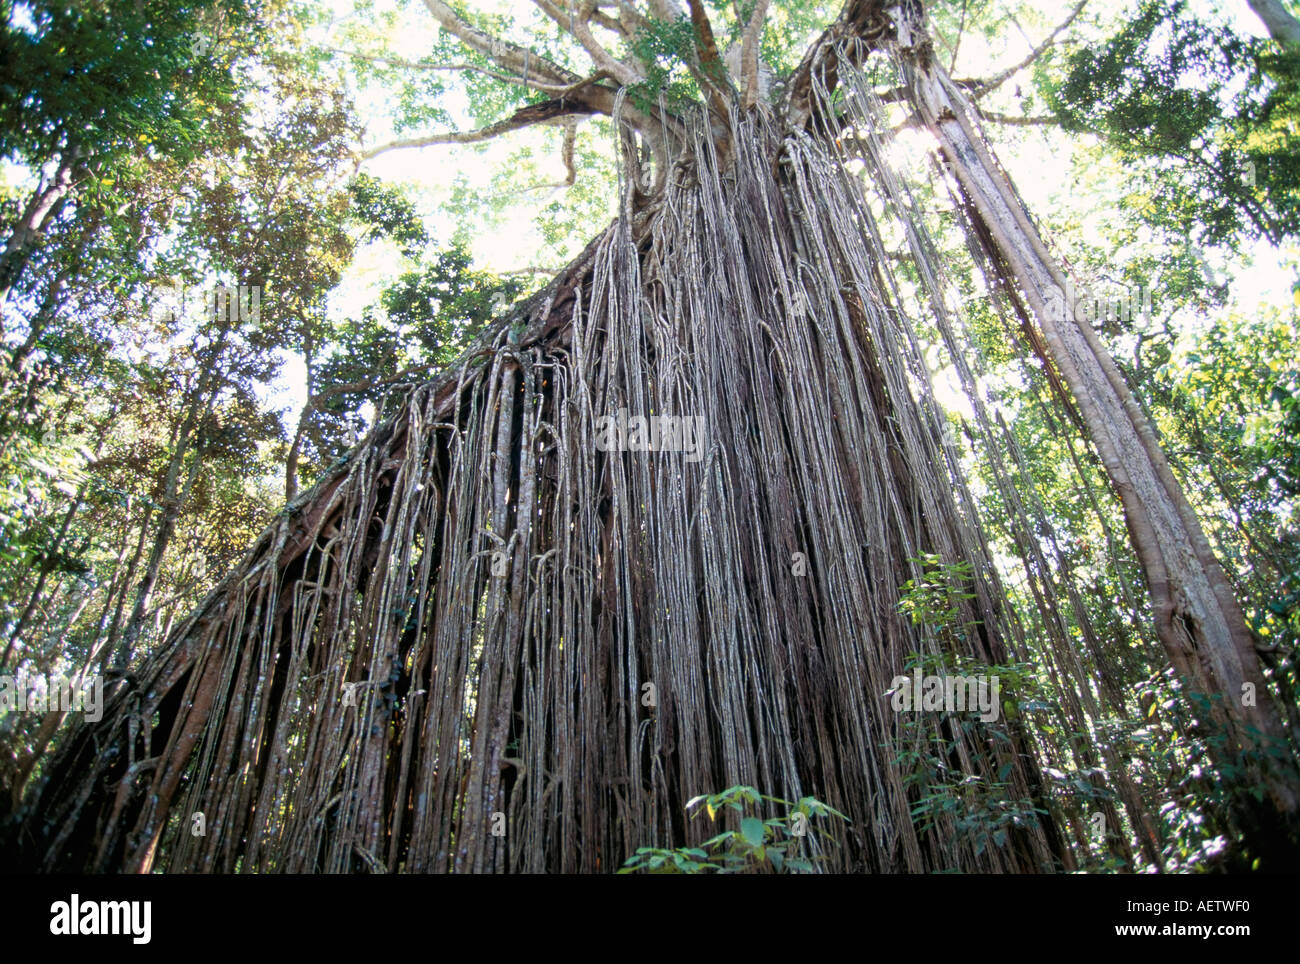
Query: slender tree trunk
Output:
[[888, 12, 1298, 820], [93, 506, 136, 675], [118, 435, 207, 664], [0, 145, 84, 304], [118, 321, 232, 662], [2, 411, 114, 667], [2, 494, 83, 669], [104, 508, 153, 666], [285, 341, 315, 501], [9, 598, 103, 808], [5, 265, 70, 370]]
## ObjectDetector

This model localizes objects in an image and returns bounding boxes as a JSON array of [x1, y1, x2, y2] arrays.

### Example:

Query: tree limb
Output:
[[360, 98, 599, 161], [531, 0, 643, 87], [961, 0, 1088, 98], [416, 1, 662, 141], [325, 46, 585, 96], [609, 0, 652, 39], [589, 7, 628, 37], [947, 0, 969, 73], [738, 0, 771, 109], [684, 0, 734, 94], [421, 0, 580, 87], [975, 107, 1058, 127], [509, 118, 580, 192]]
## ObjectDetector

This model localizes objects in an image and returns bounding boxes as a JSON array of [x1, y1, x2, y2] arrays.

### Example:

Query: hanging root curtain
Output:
[[8, 65, 1147, 873]]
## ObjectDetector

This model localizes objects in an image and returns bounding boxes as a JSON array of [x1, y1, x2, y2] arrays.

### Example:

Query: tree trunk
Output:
[[885, 12, 1298, 823], [117, 436, 206, 664], [0, 145, 84, 305], [3, 411, 114, 668], [118, 327, 231, 663], [1248, 0, 1300, 46]]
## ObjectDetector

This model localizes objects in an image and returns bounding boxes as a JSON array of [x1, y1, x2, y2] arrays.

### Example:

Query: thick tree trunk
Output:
[[1248, 0, 1300, 46]]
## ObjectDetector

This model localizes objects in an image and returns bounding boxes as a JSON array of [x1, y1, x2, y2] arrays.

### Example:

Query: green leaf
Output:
[[741, 816, 766, 847]]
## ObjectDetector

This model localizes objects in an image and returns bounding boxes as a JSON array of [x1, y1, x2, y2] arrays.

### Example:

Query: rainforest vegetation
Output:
[[1, 0, 1299, 874]]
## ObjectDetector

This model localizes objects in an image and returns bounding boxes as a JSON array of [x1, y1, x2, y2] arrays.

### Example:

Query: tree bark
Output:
[[887, 8, 1298, 818], [1248, 0, 1300, 46], [0, 145, 84, 304]]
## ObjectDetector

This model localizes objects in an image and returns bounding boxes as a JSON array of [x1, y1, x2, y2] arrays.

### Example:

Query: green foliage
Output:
[[0, 0, 361, 691], [1124, 304, 1300, 656], [897, 553, 977, 636], [618, 785, 848, 874], [1135, 681, 1300, 871], [1040, 0, 1300, 245], [626, 16, 706, 116], [2, 0, 1297, 876], [347, 173, 430, 258], [890, 656, 1053, 866], [0, 0, 258, 164], [0, 354, 89, 574], [892, 557, 1060, 866]]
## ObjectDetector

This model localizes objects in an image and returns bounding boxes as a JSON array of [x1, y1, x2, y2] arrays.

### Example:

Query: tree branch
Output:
[[738, 0, 771, 109], [589, 7, 628, 37], [509, 118, 580, 192], [415, 1, 662, 142], [531, 0, 643, 87], [960, 0, 1088, 98], [421, 0, 580, 87], [684, 0, 734, 94], [325, 46, 586, 96], [611, 0, 652, 38], [360, 98, 599, 161], [498, 265, 565, 276], [975, 107, 1058, 127], [947, 0, 969, 73]]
